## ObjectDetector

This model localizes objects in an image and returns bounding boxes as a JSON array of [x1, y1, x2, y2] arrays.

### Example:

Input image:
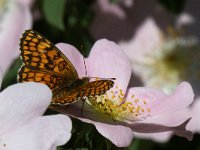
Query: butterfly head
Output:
[[81, 77, 90, 83]]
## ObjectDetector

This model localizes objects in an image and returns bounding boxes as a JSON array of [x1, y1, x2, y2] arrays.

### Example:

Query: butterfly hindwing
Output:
[[51, 80, 114, 105], [18, 65, 65, 93], [77, 80, 114, 97]]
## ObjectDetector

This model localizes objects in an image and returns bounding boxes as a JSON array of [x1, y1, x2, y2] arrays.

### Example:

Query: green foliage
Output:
[[1, 58, 22, 91], [35, 0, 95, 57], [43, 0, 66, 30], [109, 0, 120, 4], [157, 0, 187, 14], [126, 139, 141, 150]]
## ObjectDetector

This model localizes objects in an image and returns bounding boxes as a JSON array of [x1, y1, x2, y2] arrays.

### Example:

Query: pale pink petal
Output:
[[187, 99, 200, 132], [94, 122, 133, 147], [56, 43, 85, 78], [119, 19, 165, 89], [134, 99, 200, 142], [123, 82, 194, 140], [130, 110, 191, 139], [0, 82, 52, 135], [133, 106, 191, 142], [126, 82, 194, 116], [126, 86, 166, 118], [52, 105, 133, 147], [2, 115, 72, 150], [0, 1, 32, 75], [176, 13, 195, 29], [150, 82, 194, 115], [95, 0, 126, 19], [134, 132, 172, 143], [23, 6, 32, 29], [140, 107, 191, 127], [17, 0, 35, 7], [124, 118, 192, 140], [75, 116, 133, 147], [121, 18, 163, 61], [87, 39, 131, 92]]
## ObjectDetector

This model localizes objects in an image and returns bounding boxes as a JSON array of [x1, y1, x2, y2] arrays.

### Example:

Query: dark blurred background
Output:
[[1, 0, 200, 149]]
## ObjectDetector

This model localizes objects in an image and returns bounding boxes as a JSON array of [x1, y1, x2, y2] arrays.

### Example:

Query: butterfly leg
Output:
[[80, 96, 88, 116], [81, 100, 85, 116]]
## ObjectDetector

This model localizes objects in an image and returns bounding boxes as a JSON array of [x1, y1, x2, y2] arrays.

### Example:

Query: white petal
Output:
[[133, 132, 172, 143], [0, 82, 52, 134], [1, 115, 72, 150], [87, 39, 131, 92], [56, 43, 85, 78], [94, 122, 133, 147], [0, 0, 32, 75]]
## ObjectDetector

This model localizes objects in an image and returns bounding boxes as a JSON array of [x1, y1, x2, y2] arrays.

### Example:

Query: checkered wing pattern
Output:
[[18, 65, 64, 92], [18, 30, 78, 86], [51, 80, 114, 105]]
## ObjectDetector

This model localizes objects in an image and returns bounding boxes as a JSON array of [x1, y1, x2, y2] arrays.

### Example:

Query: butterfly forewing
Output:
[[18, 65, 64, 93], [19, 30, 79, 84]]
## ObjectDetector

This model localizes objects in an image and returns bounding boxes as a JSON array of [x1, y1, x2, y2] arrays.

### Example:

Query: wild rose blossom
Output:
[[120, 18, 200, 94], [52, 39, 194, 147], [120, 18, 200, 142], [0, 82, 72, 150]]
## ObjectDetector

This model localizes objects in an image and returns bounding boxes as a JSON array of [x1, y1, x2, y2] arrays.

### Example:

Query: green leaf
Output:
[[43, 0, 66, 30], [1, 58, 22, 91], [56, 147, 63, 150], [109, 0, 120, 4], [126, 139, 141, 150]]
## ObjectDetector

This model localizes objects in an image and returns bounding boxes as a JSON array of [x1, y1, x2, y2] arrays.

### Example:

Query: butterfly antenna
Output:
[[81, 45, 88, 76], [89, 77, 116, 80]]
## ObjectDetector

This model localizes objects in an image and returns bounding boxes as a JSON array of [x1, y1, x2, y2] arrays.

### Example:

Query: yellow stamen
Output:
[[87, 88, 151, 121]]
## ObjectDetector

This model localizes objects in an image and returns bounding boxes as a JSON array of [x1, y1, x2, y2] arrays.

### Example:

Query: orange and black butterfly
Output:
[[18, 30, 115, 106]]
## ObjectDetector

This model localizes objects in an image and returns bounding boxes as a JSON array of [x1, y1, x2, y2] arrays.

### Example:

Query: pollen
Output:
[[87, 87, 151, 122], [143, 100, 147, 105]]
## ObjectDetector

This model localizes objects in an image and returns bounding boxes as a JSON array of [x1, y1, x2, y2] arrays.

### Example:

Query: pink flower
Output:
[[133, 98, 200, 143], [52, 39, 194, 147], [120, 18, 200, 142], [0, 0, 32, 75], [0, 81, 72, 150], [93, 0, 133, 19]]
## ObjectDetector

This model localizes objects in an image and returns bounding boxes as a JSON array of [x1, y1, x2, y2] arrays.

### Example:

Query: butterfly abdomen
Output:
[[67, 78, 89, 89]]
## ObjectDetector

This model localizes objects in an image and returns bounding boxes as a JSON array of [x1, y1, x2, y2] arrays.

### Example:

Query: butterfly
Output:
[[18, 30, 115, 106]]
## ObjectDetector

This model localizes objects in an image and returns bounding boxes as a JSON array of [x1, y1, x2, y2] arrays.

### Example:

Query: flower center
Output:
[[134, 35, 200, 94], [153, 36, 200, 92], [87, 86, 151, 122]]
